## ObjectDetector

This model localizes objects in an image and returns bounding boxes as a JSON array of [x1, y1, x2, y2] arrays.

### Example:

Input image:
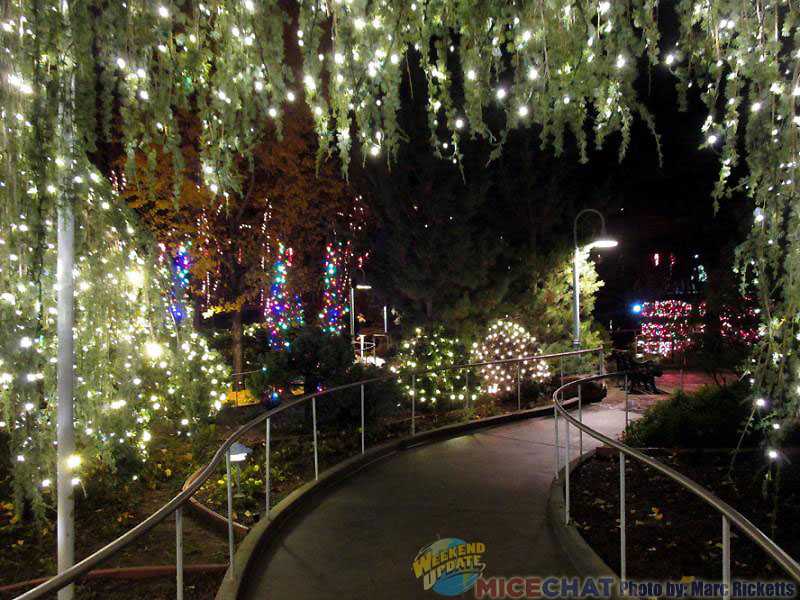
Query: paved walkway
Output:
[[239, 398, 636, 599]]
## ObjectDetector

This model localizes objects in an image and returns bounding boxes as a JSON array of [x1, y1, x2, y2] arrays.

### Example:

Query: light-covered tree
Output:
[[471, 320, 551, 396], [0, 183, 229, 517], [390, 328, 476, 410]]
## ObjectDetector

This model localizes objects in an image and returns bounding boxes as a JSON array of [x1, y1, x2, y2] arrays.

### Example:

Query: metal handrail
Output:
[[552, 371, 800, 588], [15, 347, 601, 599]]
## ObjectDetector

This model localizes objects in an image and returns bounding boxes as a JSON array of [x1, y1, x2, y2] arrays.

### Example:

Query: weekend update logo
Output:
[[412, 538, 486, 596]]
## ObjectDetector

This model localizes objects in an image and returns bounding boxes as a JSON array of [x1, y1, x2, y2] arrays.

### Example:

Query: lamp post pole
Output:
[[350, 269, 371, 355], [57, 68, 76, 600], [349, 286, 355, 338], [572, 208, 616, 349], [572, 244, 581, 350]]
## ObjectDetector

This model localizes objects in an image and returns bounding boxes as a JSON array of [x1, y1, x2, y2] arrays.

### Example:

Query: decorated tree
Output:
[[389, 328, 475, 410], [263, 243, 305, 350], [319, 241, 356, 335], [119, 102, 364, 382], [0, 182, 229, 518], [471, 320, 551, 397]]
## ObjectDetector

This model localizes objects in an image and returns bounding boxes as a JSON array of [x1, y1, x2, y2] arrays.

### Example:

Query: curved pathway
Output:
[[239, 400, 633, 599]]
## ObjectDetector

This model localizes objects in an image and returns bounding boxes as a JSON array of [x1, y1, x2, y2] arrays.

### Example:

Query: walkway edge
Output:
[[215, 398, 581, 600], [547, 449, 621, 599]]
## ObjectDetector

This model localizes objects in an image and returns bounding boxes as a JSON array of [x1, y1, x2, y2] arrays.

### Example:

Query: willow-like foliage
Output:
[[1, 0, 798, 502]]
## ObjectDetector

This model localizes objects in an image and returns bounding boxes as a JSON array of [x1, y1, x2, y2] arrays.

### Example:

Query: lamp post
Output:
[[229, 441, 252, 497], [572, 209, 618, 349]]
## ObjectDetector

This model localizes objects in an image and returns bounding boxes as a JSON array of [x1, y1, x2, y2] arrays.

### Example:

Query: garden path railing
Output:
[[14, 347, 601, 600], [553, 372, 800, 599]]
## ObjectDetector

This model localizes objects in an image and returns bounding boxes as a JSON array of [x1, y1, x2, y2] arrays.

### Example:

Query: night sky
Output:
[[588, 61, 750, 336]]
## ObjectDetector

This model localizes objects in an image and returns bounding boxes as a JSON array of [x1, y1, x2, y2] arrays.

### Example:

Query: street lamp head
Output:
[[587, 222, 618, 249], [353, 268, 371, 290], [572, 208, 618, 350], [589, 238, 618, 249]]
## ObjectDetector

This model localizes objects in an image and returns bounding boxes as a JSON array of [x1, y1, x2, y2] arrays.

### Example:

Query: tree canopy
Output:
[[118, 102, 365, 377]]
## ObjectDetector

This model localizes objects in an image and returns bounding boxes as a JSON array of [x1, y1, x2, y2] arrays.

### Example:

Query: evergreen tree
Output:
[[360, 90, 615, 341], [517, 250, 607, 353]]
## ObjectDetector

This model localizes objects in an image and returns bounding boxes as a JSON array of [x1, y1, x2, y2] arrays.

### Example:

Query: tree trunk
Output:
[[232, 308, 243, 391], [425, 297, 433, 321]]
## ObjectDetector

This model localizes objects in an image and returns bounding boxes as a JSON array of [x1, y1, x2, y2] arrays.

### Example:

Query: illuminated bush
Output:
[[389, 327, 476, 410], [471, 320, 550, 396]]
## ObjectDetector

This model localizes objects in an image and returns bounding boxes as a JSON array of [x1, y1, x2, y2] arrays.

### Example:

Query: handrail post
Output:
[[599, 347, 604, 376], [175, 507, 183, 600], [560, 356, 564, 387], [624, 374, 629, 429], [578, 384, 583, 456], [465, 370, 470, 416], [723, 516, 731, 600], [554, 393, 560, 480], [411, 375, 416, 436], [225, 451, 235, 579], [265, 417, 270, 518], [312, 398, 319, 480], [516, 362, 521, 412], [565, 416, 570, 525], [360, 384, 365, 454], [620, 452, 626, 582]]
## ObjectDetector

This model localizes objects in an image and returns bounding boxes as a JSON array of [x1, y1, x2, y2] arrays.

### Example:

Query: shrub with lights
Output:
[[471, 320, 550, 398], [390, 327, 475, 411], [0, 186, 229, 518]]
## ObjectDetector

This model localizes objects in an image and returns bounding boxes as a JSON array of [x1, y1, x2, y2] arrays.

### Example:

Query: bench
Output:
[[610, 350, 662, 393]]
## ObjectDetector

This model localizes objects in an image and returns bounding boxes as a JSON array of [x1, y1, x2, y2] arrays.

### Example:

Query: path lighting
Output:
[[572, 209, 618, 348], [230, 441, 252, 463], [230, 441, 252, 497]]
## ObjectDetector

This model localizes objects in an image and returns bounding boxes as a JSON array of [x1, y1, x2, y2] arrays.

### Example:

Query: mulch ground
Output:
[[570, 450, 799, 582], [1, 427, 231, 598]]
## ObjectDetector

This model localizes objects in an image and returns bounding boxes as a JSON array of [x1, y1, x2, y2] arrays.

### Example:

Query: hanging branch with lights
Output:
[[2, 0, 799, 513], [0, 187, 230, 517]]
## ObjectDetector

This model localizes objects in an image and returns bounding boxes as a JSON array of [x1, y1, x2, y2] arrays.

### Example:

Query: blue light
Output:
[[632, 303, 642, 314]]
